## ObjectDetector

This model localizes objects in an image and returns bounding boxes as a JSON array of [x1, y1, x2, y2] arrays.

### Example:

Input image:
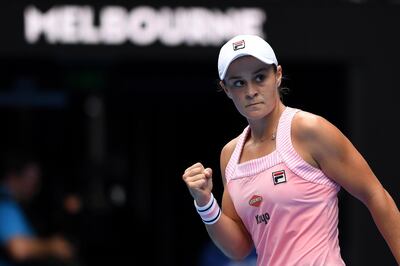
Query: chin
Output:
[[244, 112, 269, 121], [244, 105, 271, 116]]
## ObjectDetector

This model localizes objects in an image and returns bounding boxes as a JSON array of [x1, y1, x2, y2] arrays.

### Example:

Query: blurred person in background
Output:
[[0, 152, 75, 266], [182, 35, 400, 265]]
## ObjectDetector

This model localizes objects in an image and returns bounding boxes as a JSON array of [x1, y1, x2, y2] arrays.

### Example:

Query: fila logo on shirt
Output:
[[233, 40, 245, 51], [272, 170, 287, 185]]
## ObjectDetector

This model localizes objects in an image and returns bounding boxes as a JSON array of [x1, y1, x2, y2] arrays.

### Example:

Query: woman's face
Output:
[[221, 56, 282, 121]]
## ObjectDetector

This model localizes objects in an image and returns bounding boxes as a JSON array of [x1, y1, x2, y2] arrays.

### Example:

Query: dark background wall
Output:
[[0, 1, 399, 265]]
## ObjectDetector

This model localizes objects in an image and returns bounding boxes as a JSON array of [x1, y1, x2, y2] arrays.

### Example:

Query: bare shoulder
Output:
[[220, 136, 239, 180], [220, 137, 238, 166], [292, 110, 337, 141], [292, 110, 349, 164]]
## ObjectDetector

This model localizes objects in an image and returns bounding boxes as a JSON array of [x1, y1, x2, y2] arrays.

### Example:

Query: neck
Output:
[[248, 102, 285, 143]]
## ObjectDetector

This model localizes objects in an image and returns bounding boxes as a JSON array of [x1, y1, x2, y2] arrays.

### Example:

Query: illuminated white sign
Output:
[[24, 5, 266, 46]]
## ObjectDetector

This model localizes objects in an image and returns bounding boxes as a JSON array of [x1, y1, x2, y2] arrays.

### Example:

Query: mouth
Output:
[[245, 102, 262, 107]]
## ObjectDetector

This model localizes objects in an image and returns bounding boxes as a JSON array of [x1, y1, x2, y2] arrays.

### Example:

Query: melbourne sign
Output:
[[24, 5, 266, 46]]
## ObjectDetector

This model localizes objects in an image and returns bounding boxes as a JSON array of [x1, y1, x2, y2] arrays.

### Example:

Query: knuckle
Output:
[[187, 169, 194, 177]]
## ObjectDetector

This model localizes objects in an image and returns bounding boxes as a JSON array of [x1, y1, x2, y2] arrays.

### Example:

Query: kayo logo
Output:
[[249, 195, 263, 207], [255, 212, 270, 225]]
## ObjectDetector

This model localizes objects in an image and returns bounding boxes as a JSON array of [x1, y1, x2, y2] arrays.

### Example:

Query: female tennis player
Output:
[[182, 34, 400, 265]]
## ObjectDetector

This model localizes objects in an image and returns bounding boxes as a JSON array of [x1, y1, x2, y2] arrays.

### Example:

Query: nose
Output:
[[245, 83, 258, 99]]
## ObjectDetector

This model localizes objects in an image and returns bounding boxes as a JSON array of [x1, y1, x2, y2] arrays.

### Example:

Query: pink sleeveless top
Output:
[[225, 107, 345, 266]]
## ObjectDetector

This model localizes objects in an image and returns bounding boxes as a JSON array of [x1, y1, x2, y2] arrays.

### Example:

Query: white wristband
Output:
[[194, 193, 221, 225]]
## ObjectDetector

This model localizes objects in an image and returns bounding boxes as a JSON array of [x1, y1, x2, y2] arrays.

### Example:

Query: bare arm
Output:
[[6, 235, 73, 262], [203, 190, 254, 260], [204, 141, 253, 260], [182, 139, 253, 261], [293, 112, 400, 264]]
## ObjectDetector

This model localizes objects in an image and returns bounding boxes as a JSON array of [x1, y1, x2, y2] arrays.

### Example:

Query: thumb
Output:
[[204, 168, 213, 178]]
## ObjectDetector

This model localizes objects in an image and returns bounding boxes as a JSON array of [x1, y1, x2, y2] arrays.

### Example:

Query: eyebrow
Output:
[[227, 67, 269, 80]]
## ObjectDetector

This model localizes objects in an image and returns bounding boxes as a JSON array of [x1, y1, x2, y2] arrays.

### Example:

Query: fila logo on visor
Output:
[[233, 40, 245, 51], [272, 170, 287, 185]]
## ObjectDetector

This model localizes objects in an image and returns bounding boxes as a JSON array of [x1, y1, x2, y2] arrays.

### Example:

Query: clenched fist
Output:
[[182, 162, 213, 206]]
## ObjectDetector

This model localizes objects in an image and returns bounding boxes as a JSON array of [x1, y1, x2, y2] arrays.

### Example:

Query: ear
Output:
[[276, 65, 283, 87], [219, 80, 232, 99]]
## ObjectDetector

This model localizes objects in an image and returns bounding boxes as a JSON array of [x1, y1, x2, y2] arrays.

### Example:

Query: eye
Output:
[[232, 80, 245, 87], [255, 74, 265, 83]]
